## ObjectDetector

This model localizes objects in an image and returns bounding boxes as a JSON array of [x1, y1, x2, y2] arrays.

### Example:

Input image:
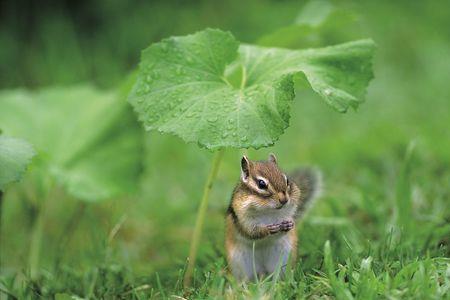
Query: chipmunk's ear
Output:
[[241, 155, 251, 181], [268, 153, 277, 164]]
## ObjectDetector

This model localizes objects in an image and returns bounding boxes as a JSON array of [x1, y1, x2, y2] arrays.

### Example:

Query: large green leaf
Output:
[[0, 136, 35, 191], [0, 86, 143, 201], [128, 29, 375, 150]]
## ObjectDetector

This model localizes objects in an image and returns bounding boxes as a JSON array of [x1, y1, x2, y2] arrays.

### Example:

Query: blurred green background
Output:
[[1, 0, 449, 298]]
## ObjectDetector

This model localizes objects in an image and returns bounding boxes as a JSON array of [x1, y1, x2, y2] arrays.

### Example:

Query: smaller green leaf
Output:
[[0, 136, 35, 190], [0, 86, 143, 201]]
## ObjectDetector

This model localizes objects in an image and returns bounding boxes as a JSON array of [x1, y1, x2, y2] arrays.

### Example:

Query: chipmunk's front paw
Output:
[[266, 223, 281, 234], [280, 220, 294, 232]]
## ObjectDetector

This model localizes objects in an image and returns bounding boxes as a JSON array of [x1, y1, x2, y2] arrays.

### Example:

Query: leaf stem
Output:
[[29, 203, 45, 280], [54, 202, 86, 269], [29, 178, 53, 280], [183, 148, 225, 288]]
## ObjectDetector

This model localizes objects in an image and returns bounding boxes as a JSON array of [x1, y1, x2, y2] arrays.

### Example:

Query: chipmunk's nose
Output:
[[279, 193, 288, 205]]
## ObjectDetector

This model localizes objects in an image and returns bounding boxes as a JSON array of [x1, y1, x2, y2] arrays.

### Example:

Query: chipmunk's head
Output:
[[240, 154, 292, 210]]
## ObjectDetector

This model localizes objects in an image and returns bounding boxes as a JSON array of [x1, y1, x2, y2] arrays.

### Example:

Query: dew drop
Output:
[[207, 116, 218, 123], [222, 132, 229, 138], [324, 88, 332, 96], [240, 136, 248, 142]]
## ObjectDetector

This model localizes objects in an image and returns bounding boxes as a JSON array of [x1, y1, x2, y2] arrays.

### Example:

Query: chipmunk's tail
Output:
[[289, 167, 323, 219]]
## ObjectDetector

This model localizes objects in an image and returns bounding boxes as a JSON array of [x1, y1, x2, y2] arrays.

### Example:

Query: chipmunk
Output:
[[225, 154, 321, 281]]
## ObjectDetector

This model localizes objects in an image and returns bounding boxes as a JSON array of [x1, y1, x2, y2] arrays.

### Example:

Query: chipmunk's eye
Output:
[[257, 179, 268, 189]]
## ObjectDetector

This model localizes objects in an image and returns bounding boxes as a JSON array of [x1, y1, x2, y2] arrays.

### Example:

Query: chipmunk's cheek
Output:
[[263, 201, 277, 210], [247, 197, 269, 211], [272, 201, 284, 209], [242, 197, 258, 210]]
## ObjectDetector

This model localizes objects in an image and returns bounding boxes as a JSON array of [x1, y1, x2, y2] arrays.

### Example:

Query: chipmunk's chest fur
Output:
[[239, 196, 297, 229], [249, 207, 295, 226], [226, 215, 297, 281], [226, 199, 298, 281]]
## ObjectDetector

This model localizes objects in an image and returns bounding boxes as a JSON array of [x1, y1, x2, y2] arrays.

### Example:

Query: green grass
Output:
[[1, 0, 450, 299], [1, 85, 449, 298]]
